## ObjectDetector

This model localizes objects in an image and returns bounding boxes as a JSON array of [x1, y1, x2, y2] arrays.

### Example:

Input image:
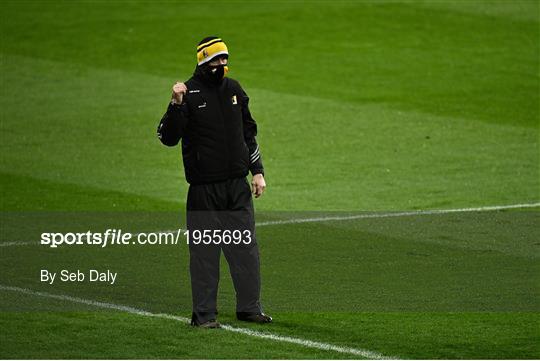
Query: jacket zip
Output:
[[214, 85, 231, 175]]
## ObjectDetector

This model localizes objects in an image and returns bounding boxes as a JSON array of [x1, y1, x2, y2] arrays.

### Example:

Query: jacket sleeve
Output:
[[241, 88, 264, 176], [157, 101, 190, 147]]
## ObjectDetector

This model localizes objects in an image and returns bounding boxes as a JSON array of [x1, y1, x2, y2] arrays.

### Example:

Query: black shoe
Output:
[[191, 319, 221, 328], [237, 312, 273, 323]]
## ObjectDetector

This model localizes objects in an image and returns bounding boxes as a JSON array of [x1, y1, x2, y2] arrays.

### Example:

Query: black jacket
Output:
[[157, 74, 264, 185]]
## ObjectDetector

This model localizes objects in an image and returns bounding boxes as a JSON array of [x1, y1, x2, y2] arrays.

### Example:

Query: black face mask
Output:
[[209, 64, 225, 79], [196, 63, 228, 85]]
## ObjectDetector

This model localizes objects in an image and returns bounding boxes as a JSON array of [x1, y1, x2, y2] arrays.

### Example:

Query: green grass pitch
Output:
[[1, 0, 539, 359]]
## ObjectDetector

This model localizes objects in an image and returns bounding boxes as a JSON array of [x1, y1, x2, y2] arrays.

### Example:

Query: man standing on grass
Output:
[[157, 37, 272, 328]]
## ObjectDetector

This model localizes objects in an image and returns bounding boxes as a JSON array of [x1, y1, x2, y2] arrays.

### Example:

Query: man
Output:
[[157, 36, 272, 328]]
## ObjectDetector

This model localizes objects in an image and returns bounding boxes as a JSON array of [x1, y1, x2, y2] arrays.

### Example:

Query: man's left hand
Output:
[[251, 174, 266, 198]]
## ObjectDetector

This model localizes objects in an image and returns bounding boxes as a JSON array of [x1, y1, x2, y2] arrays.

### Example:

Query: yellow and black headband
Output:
[[197, 38, 229, 66]]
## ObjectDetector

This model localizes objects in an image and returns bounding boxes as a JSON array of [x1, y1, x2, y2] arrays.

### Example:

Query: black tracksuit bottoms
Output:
[[186, 177, 263, 324]]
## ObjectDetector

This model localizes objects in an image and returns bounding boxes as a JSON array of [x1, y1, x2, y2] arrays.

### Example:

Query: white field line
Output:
[[256, 202, 540, 227], [0, 285, 395, 360], [0, 241, 36, 247], [2, 202, 538, 247], [139, 202, 540, 233]]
